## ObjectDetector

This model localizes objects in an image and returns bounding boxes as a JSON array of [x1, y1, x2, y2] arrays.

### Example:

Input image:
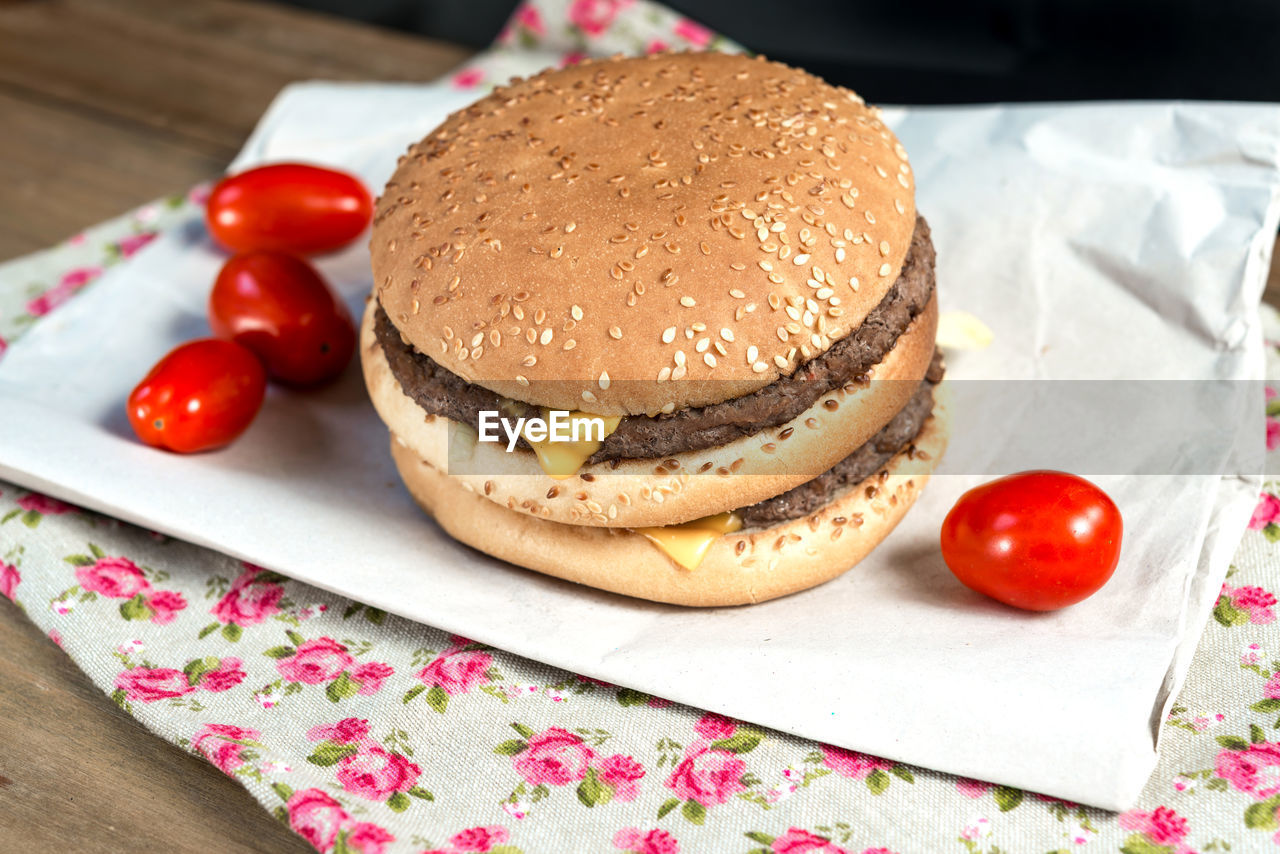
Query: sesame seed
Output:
[[674, 351, 686, 366], [695, 338, 710, 353], [774, 354, 789, 369], [470, 333, 484, 348], [752, 360, 768, 373], [758, 260, 773, 272], [878, 263, 891, 277], [777, 327, 789, 341], [516, 375, 529, 386], [850, 276, 860, 291], [879, 240, 890, 256], [835, 247, 846, 262], [679, 296, 696, 307], [703, 353, 717, 368], [720, 327, 734, 342], [599, 371, 610, 390], [817, 287, 834, 299], [657, 366, 672, 381], [582, 390, 597, 403], [661, 402, 676, 414], [563, 339, 577, 350], [662, 326, 676, 343], [540, 328, 553, 345], [521, 355, 537, 367], [571, 304, 583, 321], [671, 364, 687, 380], [747, 345, 759, 362]]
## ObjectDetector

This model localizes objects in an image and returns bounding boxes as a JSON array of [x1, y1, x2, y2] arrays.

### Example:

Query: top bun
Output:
[[372, 52, 916, 416]]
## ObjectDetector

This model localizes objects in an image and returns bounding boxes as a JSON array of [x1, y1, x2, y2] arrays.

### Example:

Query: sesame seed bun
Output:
[[385, 402, 946, 607], [371, 51, 916, 416], [361, 293, 937, 528]]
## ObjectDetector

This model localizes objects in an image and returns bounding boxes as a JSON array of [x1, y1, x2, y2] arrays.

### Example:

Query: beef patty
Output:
[[376, 216, 936, 463], [739, 361, 939, 528]]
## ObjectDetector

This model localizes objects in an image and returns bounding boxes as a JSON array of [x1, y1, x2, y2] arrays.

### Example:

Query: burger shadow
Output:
[[874, 541, 1018, 617]]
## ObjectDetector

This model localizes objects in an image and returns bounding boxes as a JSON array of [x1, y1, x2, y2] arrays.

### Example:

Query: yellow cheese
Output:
[[936, 310, 993, 350], [525, 409, 621, 480], [635, 512, 744, 571]]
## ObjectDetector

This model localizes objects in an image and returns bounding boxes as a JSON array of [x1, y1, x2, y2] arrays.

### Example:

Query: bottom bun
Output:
[[387, 406, 948, 607]]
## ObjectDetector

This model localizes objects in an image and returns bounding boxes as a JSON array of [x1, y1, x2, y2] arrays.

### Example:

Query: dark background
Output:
[[267, 0, 1280, 103]]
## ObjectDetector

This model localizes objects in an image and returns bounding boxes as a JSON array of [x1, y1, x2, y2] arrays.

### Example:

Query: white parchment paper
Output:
[[3, 82, 1279, 808]]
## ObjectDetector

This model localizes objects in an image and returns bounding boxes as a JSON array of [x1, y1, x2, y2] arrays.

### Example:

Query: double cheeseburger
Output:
[[362, 52, 946, 606]]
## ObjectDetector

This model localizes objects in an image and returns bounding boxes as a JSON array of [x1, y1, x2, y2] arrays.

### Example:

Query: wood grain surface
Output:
[[0, 0, 471, 849]]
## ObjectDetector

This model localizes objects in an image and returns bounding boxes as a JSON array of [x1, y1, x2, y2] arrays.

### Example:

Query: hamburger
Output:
[[362, 52, 947, 606]]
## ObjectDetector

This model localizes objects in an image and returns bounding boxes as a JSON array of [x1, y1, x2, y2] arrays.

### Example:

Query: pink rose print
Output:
[[308, 717, 372, 745], [0, 562, 19, 600], [352, 661, 394, 695], [420, 648, 493, 695], [117, 231, 158, 258], [345, 822, 395, 854], [1216, 740, 1280, 798], [956, 777, 993, 798], [287, 788, 351, 852], [665, 742, 746, 807], [25, 266, 103, 317], [1251, 492, 1280, 531], [277, 637, 355, 684], [115, 667, 195, 702], [513, 4, 545, 36], [646, 40, 669, 54], [598, 754, 645, 801], [335, 746, 422, 802], [48, 629, 62, 647], [452, 68, 485, 89], [614, 827, 679, 854], [770, 828, 849, 854], [450, 825, 509, 852], [76, 556, 148, 598], [819, 744, 893, 779], [673, 18, 713, 48], [1217, 584, 1279, 626], [18, 491, 75, 515], [192, 723, 261, 775], [144, 589, 187, 624], [559, 51, 587, 68], [410, 645, 493, 711], [568, 0, 632, 36], [211, 564, 285, 627], [1118, 806, 1194, 854], [1266, 672, 1280, 700], [693, 712, 737, 741], [514, 726, 596, 786], [198, 657, 246, 692]]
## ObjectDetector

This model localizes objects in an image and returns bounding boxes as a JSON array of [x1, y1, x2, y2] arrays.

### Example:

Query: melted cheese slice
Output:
[[635, 512, 744, 571], [525, 408, 621, 480], [936, 310, 993, 350]]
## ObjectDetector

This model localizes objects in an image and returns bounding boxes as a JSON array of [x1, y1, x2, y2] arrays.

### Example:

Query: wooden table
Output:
[[0, 1, 470, 850]]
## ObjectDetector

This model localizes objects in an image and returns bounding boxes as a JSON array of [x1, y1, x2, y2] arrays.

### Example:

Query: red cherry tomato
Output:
[[205, 163, 372, 254], [209, 251, 355, 386], [940, 470, 1123, 611], [127, 339, 266, 453]]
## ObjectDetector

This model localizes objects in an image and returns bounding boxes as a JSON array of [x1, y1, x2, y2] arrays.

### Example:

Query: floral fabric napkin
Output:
[[5, 2, 1280, 853]]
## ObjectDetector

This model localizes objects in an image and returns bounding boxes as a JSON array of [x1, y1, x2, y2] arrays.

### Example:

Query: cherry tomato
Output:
[[127, 339, 266, 453], [209, 251, 355, 386], [940, 470, 1123, 611], [205, 163, 372, 254]]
